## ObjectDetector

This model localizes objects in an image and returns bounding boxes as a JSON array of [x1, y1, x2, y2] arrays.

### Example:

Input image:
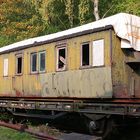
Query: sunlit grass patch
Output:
[[0, 126, 36, 140]]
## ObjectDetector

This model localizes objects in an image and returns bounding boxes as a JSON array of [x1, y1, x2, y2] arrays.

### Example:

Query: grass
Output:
[[0, 126, 36, 140]]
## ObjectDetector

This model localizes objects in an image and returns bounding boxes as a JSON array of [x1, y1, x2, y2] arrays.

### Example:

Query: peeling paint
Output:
[[1, 26, 139, 101]]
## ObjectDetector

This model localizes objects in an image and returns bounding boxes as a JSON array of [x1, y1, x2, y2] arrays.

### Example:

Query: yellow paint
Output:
[[34, 82, 42, 91], [0, 30, 113, 98]]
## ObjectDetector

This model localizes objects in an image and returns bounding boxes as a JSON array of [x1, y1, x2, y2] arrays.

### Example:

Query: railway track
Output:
[[0, 121, 58, 140]]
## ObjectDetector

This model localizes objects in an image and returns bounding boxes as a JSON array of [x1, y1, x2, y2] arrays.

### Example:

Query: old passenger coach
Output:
[[0, 13, 140, 136]]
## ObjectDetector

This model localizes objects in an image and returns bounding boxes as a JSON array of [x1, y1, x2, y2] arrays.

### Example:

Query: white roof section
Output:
[[0, 13, 140, 53]]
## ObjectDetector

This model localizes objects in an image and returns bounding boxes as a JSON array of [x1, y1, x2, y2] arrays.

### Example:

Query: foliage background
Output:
[[0, 0, 139, 47]]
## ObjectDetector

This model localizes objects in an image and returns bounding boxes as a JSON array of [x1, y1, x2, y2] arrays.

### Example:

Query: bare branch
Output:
[[102, 4, 114, 19]]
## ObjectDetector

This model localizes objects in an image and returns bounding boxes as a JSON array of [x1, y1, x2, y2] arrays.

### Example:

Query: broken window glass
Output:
[[57, 47, 66, 70]]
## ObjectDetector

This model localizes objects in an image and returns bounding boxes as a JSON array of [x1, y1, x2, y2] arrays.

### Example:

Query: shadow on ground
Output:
[[106, 125, 140, 140]]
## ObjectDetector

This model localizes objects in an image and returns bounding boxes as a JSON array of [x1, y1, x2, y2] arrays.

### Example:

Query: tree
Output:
[[0, 0, 139, 48], [44, 0, 68, 33], [0, 0, 44, 47], [112, 0, 140, 16], [92, 0, 100, 20], [79, 0, 93, 24], [99, 0, 140, 19], [65, 0, 74, 27], [44, 0, 80, 33]]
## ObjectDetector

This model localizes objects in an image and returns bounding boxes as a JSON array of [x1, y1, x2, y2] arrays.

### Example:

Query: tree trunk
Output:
[[65, 0, 74, 27], [93, 0, 100, 20]]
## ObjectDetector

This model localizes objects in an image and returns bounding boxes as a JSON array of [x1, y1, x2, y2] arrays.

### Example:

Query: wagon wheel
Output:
[[86, 118, 113, 138]]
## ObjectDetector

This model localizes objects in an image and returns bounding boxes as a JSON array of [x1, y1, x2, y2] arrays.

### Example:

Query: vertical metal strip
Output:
[[130, 76, 135, 97], [109, 29, 113, 65]]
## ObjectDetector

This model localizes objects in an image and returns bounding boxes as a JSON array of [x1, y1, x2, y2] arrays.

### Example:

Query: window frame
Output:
[[56, 46, 67, 71], [30, 52, 38, 74], [38, 51, 46, 73], [80, 42, 91, 68], [15, 54, 23, 75]]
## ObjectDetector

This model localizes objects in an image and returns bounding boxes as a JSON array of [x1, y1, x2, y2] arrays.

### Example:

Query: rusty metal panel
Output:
[[111, 31, 140, 98], [111, 32, 129, 98]]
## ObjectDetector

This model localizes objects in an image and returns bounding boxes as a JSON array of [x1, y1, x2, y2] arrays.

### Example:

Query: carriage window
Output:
[[3, 58, 8, 76], [81, 43, 90, 66], [31, 53, 37, 73], [57, 47, 66, 71], [92, 39, 104, 66], [16, 55, 22, 74], [39, 51, 46, 72]]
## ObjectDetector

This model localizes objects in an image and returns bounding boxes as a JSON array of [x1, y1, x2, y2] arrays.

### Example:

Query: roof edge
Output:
[[0, 25, 113, 54]]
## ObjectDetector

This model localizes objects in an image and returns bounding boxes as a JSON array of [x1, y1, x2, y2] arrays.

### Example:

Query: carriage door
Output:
[[126, 52, 140, 98], [12, 54, 23, 96]]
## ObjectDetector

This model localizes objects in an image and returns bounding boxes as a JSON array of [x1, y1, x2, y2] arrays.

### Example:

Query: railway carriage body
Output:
[[0, 27, 113, 98], [0, 13, 139, 99], [0, 13, 140, 135]]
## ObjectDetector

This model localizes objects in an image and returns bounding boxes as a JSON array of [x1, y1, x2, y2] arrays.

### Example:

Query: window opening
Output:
[[81, 43, 90, 66], [39, 51, 46, 72], [31, 53, 37, 73], [57, 47, 66, 70], [93, 39, 104, 66], [3, 58, 8, 76], [16, 56, 22, 74]]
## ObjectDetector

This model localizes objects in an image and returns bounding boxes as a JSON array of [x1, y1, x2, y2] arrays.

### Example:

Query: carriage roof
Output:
[[0, 13, 140, 54]]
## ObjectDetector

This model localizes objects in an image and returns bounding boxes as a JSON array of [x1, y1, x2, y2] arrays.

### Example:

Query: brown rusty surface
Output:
[[111, 99, 140, 103], [0, 121, 27, 131], [134, 51, 140, 60], [135, 89, 140, 98], [113, 84, 129, 98], [15, 90, 22, 97], [2, 95, 140, 104]]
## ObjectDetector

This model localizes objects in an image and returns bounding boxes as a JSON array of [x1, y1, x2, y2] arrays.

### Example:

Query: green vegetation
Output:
[[0, 126, 36, 140], [0, 0, 139, 47], [0, 0, 44, 47]]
